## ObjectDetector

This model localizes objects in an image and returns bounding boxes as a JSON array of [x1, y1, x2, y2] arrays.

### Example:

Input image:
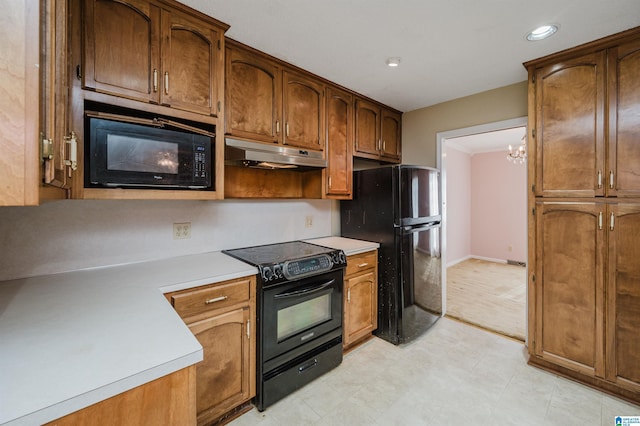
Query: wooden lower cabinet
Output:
[[533, 201, 605, 377], [45, 366, 196, 426], [606, 203, 640, 393], [166, 276, 256, 425], [530, 200, 640, 402], [343, 250, 378, 349]]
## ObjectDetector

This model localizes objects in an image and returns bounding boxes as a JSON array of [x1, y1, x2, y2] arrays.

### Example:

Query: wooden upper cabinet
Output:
[[0, 0, 39, 206], [606, 204, 640, 392], [83, 0, 223, 116], [534, 51, 606, 197], [354, 98, 401, 163], [282, 71, 324, 151], [608, 39, 640, 197], [83, 0, 161, 103], [381, 109, 401, 161], [225, 43, 325, 152], [324, 86, 353, 198], [160, 9, 221, 116], [225, 45, 281, 143], [354, 98, 381, 158], [534, 201, 605, 378]]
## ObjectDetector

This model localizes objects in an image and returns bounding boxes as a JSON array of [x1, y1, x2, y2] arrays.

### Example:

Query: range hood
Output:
[[225, 138, 326, 170]]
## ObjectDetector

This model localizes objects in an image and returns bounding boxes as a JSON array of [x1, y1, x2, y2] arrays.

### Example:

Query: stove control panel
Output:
[[282, 254, 333, 280], [257, 251, 347, 283]]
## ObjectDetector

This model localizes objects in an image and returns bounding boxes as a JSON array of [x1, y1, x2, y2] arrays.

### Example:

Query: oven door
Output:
[[262, 269, 343, 364]]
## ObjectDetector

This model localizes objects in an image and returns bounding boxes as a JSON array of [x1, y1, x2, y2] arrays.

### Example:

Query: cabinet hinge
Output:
[[532, 274, 535, 282], [217, 101, 221, 112], [76, 64, 82, 80], [41, 134, 53, 160], [217, 39, 221, 50], [531, 184, 535, 193], [532, 74, 536, 84], [532, 207, 535, 216], [64, 131, 78, 172], [531, 128, 536, 138]]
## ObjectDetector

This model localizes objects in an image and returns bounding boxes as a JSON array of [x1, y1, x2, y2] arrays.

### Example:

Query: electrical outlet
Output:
[[305, 215, 313, 228], [173, 222, 191, 240], [508, 245, 513, 252]]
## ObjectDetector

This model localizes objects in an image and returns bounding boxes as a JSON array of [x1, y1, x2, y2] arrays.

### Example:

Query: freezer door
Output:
[[397, 166, 441, 227]]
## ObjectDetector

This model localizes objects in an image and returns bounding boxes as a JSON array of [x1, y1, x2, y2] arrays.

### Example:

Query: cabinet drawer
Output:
[[345, 251, 377, 276], [170, 278, 251, 318]]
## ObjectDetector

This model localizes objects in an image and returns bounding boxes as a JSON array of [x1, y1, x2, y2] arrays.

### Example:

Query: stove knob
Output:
[[339, 252, 346, 264], [273, 264, 283, 279], [262, 266, 273, 281]]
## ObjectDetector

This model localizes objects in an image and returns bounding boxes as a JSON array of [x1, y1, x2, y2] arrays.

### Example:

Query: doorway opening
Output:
[[437, 117, 528, 342]]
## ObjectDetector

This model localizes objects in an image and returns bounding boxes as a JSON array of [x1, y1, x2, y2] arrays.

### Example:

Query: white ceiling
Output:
[[182, 0, 640, 112]]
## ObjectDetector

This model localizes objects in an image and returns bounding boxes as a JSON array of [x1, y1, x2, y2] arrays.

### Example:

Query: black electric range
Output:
[[223, 241, 347, 410]]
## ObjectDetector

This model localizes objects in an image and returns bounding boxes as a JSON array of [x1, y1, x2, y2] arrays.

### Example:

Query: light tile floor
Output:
[[230, 318, 640, 426]]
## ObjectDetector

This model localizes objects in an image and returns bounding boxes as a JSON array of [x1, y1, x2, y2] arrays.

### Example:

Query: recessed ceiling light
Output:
[[386, 57, 401, 67], [526, 24, 558, 41]]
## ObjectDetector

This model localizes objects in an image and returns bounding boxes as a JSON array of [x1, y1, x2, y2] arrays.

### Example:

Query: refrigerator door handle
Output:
[[401, 222, 441, 233]]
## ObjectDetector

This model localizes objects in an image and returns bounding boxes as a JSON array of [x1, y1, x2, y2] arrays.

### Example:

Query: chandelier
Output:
[[507, 133, 527, 164]]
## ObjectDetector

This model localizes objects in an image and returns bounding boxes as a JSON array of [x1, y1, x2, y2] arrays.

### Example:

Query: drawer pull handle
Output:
[[358, 263, 369, 268], [205, 296, 228, 304]]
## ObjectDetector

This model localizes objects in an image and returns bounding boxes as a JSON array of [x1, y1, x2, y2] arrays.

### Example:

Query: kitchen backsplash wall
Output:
[[0, 199, 338, 282]]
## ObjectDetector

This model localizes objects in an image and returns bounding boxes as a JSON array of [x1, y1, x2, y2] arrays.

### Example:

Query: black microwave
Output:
[[87, 116, 213, 189]]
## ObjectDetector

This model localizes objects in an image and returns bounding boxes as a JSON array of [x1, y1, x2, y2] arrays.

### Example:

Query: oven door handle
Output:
[[274, 279, 335, 299]]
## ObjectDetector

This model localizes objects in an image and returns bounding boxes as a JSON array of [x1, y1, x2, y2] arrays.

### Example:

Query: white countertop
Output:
[[0, 252, 257, 426], [306, 236, 379, 255]]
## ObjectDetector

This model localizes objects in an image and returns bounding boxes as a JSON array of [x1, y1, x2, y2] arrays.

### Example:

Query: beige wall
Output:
[[402, 81, 528, 167]]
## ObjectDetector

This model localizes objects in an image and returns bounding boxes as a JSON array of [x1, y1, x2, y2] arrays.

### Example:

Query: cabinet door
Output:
[[534, 202, 605, 377], [534, 51, 606, 197], [161, 10, 221, 116], [354, 98, 381, 158], [0, 0, 39, 205], [188, 306, 252, 425], [283, 71, 324, 151], [225, 46, 282, 143], [83, 0, 160, 103], [344, 270, 377, 347], [324, 86, 353, 198], [41, 0, 72, 192], [381, 108, 401, 162], [608, 40, 640, 197], [606, 204, 640, 392]]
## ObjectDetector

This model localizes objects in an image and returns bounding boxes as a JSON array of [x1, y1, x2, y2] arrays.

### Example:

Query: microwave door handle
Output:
[[274, 279, 336, 299], [84, 111, 161, 128], [155, 118, 216, 138]]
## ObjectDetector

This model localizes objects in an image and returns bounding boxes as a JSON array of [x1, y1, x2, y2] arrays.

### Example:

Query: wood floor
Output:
[[446, 258, 526, 341]]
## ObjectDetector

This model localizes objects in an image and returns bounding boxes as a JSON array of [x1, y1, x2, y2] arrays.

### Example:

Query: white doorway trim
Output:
[[436, 116, 527, 328]]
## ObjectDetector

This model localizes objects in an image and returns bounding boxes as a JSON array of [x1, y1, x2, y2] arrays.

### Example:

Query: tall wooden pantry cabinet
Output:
[[525, 26, 640, 403]]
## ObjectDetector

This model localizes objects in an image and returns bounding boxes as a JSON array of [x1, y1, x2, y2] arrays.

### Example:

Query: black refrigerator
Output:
[[341, 165, 442, 345]]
